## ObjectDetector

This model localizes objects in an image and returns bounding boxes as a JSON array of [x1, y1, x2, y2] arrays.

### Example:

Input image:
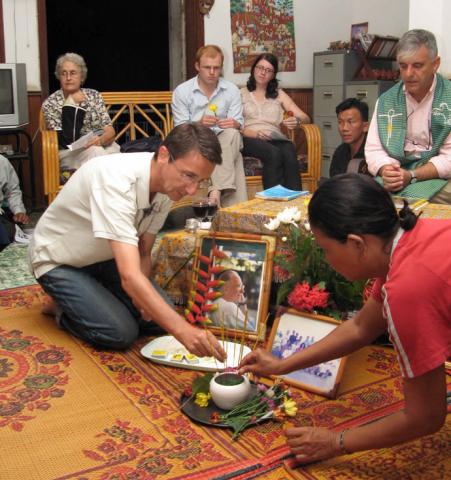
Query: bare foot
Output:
[[41, 296, 58, 316]]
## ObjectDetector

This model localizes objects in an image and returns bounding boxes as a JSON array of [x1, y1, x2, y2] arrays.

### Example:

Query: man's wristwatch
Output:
[[409, 170, 418, 184]]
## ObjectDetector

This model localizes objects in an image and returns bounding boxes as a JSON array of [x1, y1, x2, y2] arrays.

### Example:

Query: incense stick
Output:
[[251, 313, 270, 351], [233, 308, 239, 367], [219, 311, 227, 369], [223, 313, 229, 369], [239, 309, 249, 366], [203, 324, 219, 371]]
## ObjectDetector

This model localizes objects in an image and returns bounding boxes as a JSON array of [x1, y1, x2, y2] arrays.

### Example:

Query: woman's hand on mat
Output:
[[285, 427, 341, 464], [178, 325, 227, 361], [238, 348, 282, 377]]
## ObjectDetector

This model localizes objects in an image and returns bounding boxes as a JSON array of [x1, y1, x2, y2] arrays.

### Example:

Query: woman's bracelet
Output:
[[296, 117, 301, 126], [338, 429, 350, 455]]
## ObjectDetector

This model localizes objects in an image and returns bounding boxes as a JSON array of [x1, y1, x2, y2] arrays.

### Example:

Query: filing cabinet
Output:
[[313, 50, 359, 178], [345, 80, 395, 118], [313, 50, 396, 178]]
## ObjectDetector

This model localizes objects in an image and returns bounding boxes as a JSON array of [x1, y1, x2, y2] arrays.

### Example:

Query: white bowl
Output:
[[209, 372, 251, 410]]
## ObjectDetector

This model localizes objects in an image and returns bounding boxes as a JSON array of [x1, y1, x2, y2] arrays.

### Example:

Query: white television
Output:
[[0, 63, 29, 128]]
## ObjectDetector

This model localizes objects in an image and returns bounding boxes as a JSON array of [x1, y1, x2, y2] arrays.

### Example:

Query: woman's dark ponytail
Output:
[[398, 199, 418, 231]]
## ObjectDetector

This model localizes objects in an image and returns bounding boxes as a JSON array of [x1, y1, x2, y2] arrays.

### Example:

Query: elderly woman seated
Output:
[[42, 52, 120, 176]]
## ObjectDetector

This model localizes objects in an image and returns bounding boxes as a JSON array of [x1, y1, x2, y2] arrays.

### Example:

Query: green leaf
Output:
[[226, 416, 252, 439], [276, 279, 296, 305], [192, 372, 213, 396]]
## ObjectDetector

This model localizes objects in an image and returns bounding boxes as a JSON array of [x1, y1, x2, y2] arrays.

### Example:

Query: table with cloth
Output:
[[152, 197, 311, 305], [152, 197, 451, 305]]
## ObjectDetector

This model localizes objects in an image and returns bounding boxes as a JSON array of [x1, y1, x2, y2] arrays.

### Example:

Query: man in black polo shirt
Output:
[[329, 98, 369, 176]]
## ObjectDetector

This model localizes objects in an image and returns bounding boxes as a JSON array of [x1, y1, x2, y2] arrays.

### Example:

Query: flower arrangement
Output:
[[184, 248, 228, 326], [216, 379, 297, 439], [183, 373, 297, 440], [264, 206, 365, 319]]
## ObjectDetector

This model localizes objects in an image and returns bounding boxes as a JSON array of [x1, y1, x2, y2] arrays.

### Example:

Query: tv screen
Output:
[[0, 70, 14, 115], [0, 63, 28, 127]]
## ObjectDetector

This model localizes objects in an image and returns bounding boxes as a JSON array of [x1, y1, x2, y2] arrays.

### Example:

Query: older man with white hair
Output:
[[365, 29, 451, 203]]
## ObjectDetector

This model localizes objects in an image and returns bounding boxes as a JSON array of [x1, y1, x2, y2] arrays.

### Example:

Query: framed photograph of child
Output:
[[266, 307, 347, 398]]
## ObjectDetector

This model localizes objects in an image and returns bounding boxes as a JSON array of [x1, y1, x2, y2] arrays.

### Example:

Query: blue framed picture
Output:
[[267, 307, 347, 398]]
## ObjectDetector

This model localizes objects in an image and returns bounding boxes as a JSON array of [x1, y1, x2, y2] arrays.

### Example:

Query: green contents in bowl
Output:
[[214, 373, 244, 386]]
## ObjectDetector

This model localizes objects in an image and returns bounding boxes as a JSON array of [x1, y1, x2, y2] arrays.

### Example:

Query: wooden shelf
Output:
[[353, 35, 399, 81]]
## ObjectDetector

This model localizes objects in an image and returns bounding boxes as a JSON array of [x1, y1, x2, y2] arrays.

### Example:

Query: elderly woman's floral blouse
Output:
[[42, 88, 112, 136]]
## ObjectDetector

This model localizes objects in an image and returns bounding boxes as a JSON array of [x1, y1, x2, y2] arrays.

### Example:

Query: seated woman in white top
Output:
[[42, 52, 120, 174], [241, 53, 310, 190]]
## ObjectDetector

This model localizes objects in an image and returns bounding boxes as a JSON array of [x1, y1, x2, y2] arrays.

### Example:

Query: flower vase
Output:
[[209, 372, 251, 410]]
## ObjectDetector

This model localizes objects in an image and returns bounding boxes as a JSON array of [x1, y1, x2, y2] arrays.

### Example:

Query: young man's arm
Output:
[[138, 231, 156, 278], [171, 85, 192, 126], [109, 239, 226, 360], [240, 297, 387, 377]]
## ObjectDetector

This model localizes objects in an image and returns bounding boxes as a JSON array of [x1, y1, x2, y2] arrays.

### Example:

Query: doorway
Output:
[[45, 0, 169, 93]]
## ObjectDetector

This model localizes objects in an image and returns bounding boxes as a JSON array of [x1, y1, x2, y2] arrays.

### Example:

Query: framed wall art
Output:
[[266, 307, 347, 398]]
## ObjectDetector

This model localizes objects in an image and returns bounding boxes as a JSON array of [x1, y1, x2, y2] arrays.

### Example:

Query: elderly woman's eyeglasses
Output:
[[255, 65, 274, 75], [168, 149, 212, 188], [60, 70, 81, 79]]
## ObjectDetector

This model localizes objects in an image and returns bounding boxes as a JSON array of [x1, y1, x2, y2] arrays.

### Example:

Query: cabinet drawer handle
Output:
[[322, 154, 332, 160], [322, 92, 333, 97], [323, 61, 334, 66], [322, 122, 332, 128], [356, 91, 368, 98]]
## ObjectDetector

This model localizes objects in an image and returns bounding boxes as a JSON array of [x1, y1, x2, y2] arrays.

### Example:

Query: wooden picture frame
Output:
[[192, 231, 276, 340], [266, 307, 347, 398], [350, 22, 368, 47], [366, 35, 398, 60]]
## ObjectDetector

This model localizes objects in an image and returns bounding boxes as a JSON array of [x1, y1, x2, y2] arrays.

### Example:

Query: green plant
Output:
[[265, 207, 365, 319]]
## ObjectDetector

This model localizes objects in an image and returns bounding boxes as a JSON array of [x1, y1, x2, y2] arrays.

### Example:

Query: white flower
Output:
[[264, 388, 275, 398], [277, 206, 301, 225], [264, 217, 280, 231], [303, 220, 311, 232], [282, 236, 287, 242], [293, 209, 302, 222]]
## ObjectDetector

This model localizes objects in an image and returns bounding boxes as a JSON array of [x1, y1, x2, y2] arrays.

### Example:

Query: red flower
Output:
[[210, 411, 221, 423], [273, 265, 290, 282], [287, 282, 329, 312]]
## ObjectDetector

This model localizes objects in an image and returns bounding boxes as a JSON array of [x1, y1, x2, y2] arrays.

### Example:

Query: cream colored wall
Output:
[[205, 0, 410, 88], [409, 0, 451, 77], [2, 0, 40, 91]]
